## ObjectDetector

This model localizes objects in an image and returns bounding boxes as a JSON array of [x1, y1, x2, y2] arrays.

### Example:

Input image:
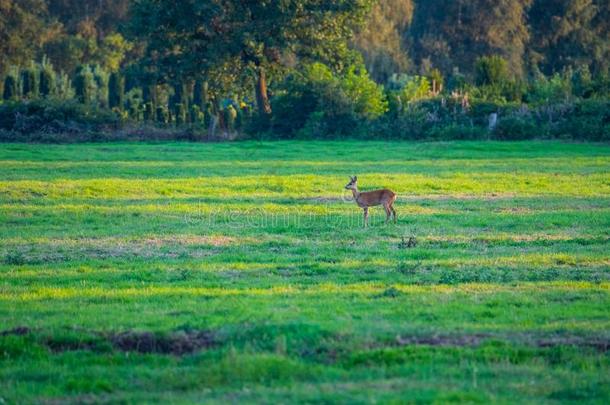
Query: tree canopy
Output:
[[129, 0, 372, 114]]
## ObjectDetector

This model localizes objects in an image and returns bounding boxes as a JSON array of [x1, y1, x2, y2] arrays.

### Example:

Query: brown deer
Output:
[[345, 176, 397, 227]]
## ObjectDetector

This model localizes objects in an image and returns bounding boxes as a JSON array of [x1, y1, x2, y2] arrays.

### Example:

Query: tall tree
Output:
[[130, 0, 372, 116], [0, 0, 50, 77], [410, 0, 532, 77], [528, 0, 609, 74], [353, 0, 413, 83], [46, 0, 130, 38]]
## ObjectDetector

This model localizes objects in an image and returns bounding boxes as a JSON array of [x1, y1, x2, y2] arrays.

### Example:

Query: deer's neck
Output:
[[351, 188, 360, 201]]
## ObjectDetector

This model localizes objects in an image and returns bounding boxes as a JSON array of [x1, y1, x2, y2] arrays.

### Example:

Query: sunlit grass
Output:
[[0, 141, 609, 403]]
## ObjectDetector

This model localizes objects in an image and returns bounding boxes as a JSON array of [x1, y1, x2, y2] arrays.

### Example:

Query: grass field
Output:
[[1, 141, 609, 404]]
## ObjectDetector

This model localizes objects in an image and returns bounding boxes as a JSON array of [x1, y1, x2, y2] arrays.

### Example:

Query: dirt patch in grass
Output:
[[395, 333, 491, 347], [0, 327, 217, 356], [298, 196, 344, 203], [1, 235, 236, 264], [394, 333, 610, 351], [0, 326, 31, 336], [110, 330, 216, 355], [534, 336, 610, 351]]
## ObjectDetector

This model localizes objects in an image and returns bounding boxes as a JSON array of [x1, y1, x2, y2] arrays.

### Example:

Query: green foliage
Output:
[[493, 114, 537, 140], [476, 56, 510, 87], [174, 103, 186, 126], [55, 72, 75, 101], [21, 67, 39, 99], [0, 0, 49, 75], [352, 0, 414, 83], [193, 80, 208, 110], [73, 65, 96, 104], [39, 61, 56, 98], [224, 105, 237, 131], [108, 72, 124, 110], [271, 63, 386, 137], [130, 0, 373, 115], [97, 33, 133, 72], [341, 66, 389, 119], [124, 88, 144, 120], [410, 0, 532, 76], [3, 74, 18, 101], [0, 99, 120, 138], [529, 0, 609, 75], [399, 76, 432, 104], [170, 82, 189, 111], [156, 106, 168, 124], [92, 65, 109, 108], [527, 71, 572, 105]]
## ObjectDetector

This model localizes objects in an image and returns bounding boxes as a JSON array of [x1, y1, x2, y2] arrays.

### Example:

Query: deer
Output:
[[345, 176, 397, 227]]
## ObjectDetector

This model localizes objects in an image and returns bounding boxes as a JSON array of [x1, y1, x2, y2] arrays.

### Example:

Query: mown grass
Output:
[[1, 141, 609, 404]]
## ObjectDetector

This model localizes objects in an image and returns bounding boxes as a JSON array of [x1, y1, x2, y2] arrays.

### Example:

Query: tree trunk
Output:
[[255, 68, 272, 116]]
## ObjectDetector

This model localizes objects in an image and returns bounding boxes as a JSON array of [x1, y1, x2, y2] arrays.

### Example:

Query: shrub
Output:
[[108, 72, 124, 110], [21, 67, 39, 99], [399, 76, 432, 104], [527, 72, 572, 105], [224, 105, 237, 131], [475, 56, 509, 87], [74, 66, 96, 104], [270, 63, 386, 138], [341, 66, 388, 119], [493, 114, 537, 140], [93, 65, 109, 108], [39, 59, 56, 98], [193, 80, 208, 110], [3, 74, 18, 101], [175, 103, 186, 126], [553, 99, 610, 141], [0, 99, 121, 138]]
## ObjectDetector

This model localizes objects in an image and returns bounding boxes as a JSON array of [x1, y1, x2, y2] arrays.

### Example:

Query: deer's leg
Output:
[[384, 204, 391, 223], [363, 207, 369, 227], [390, 204, 397, 223]]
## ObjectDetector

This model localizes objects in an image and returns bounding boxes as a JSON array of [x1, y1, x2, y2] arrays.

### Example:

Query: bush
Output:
[[74, 66, 96, 104], [270, 63, 386, 138], [39, 66, 55, 98], [342, 66, 388, 119], [21, 67, 39, 99], [493, 115, 537, 140], [553, 99, 610, 141], [3, 74, 18, 101], [0, 99, 121, 138], [527, 72, 572, 105], [108, 72, 125, 110], [475, 56, 509, 87], [400, 76, 432, 104]]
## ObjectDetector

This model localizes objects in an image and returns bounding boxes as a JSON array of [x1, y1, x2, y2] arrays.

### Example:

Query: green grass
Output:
[[1, 140, 609, 404]]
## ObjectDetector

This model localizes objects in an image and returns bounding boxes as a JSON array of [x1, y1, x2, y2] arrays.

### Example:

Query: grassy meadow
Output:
[[1, 141, 609, 403]]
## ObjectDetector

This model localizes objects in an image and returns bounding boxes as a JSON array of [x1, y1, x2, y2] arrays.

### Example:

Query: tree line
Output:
[[0, 0, 608, 141]]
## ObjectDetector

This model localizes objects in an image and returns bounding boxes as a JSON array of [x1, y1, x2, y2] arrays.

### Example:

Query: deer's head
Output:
[[345, 176, 358, 190]]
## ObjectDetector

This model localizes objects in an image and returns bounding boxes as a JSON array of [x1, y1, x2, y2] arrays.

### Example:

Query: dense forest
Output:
[[0, 0, 608, 141]]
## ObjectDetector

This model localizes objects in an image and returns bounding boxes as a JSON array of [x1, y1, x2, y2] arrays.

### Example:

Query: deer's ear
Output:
[[353, 176, 357, 181]]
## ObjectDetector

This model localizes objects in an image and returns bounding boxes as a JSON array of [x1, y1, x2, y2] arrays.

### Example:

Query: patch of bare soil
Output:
[[110, 330, 216, 355], [533, 336, 610, 351], [396, 333, 490, 347], [0, 326, 31, 336], [299, 196, 344, 203], [394, 333, 610, 351], [0, 327, 217, 356]]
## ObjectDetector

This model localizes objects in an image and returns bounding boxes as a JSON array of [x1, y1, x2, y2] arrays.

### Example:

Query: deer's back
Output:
[[357, 189, 396, 207]]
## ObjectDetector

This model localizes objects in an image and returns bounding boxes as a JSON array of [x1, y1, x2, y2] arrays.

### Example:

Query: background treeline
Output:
[[0, 0, 608, 142]]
